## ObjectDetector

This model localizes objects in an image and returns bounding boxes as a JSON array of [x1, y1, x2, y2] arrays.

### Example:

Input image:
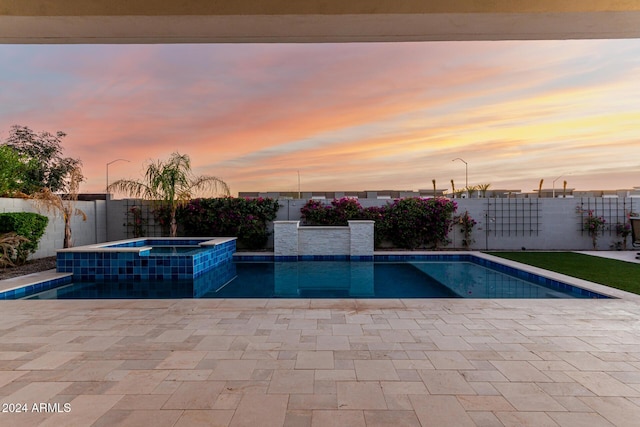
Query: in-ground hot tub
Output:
[[56, 237, 236, 281]]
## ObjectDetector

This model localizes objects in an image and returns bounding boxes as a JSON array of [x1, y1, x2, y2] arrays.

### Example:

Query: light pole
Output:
[[106, 159, 130, 192], [552, 173, 569, 198], [297, 170, 301, 199], [452, 158, 468, 189]]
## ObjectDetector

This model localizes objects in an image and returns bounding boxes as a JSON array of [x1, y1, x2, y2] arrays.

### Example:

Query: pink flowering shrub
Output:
[[300, 197, 457, 250]]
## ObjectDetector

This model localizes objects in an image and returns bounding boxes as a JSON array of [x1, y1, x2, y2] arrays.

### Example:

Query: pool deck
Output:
[[1, 251, 640, 426]]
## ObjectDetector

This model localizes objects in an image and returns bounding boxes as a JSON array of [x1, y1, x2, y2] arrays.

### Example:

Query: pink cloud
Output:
[[1, 40, 639, 194]]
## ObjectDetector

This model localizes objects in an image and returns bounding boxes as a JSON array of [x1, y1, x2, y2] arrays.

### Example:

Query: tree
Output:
[[477, 183, 491, 198], [4, 125, 83, 194], [466, 185, 477, 198], [107, 152, 230, 237], [538, 179, 544, 197], [0, 145, 38, 197], [32, 167, 86, 248]]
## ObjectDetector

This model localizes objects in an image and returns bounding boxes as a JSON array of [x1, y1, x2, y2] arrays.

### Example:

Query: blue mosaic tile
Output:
[[0, 274, 73, 300], [54, 239, 236, 283], [350, 255, 374, 261]]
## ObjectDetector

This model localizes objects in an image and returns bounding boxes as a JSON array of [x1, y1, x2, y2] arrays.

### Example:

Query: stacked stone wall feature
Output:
[[274, 221, 299, 257], [299, 226, 350, 256], [273, 220, 374, 258], [348, 220, 375, 256]]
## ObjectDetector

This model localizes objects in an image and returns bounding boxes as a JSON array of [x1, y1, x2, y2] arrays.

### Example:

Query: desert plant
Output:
[[0, 232, 30, 267]]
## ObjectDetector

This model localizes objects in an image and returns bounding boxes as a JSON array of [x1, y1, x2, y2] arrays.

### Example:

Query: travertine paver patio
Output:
[[2, 296, 640, 427]]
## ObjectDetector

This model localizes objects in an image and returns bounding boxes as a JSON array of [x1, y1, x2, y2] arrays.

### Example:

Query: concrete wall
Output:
[[0, 197, 107, 259], [274, 197, 639, 251], [5, 196, 635, 260]]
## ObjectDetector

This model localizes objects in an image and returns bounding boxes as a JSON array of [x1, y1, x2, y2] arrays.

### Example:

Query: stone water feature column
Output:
[[274, 221, 299, 258], [348, 220, 374, 259]]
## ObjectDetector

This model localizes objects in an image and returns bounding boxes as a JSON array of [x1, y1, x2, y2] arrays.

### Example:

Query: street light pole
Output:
[[552, 173, 569, 198], [452, 158, 468, 189], [106, 159, 130, 192], [297, 170, 301, 199]]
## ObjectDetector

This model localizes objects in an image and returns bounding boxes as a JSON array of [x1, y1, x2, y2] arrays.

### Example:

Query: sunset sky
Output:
[[1, 39, 639, 196]]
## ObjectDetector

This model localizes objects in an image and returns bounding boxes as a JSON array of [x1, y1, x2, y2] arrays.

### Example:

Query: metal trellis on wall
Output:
[[485, 198, 540, 237], [578, 197, 636, 237], [123, 199, 165, 238]]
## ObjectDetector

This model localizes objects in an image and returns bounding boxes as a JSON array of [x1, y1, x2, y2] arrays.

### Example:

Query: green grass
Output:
[[486, 252, 640, 295]]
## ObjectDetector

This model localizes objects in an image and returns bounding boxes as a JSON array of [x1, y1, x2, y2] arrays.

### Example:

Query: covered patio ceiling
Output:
[[1, 0, 640, 44]]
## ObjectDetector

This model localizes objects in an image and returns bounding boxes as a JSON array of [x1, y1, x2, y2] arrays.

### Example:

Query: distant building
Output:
[[239, 189, 519, 200], [239, 187, 640, 200]]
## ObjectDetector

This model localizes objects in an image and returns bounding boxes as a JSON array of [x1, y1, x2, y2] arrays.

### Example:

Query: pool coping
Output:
[[2, 250, 638, 301], [56, 236, 237, 253]]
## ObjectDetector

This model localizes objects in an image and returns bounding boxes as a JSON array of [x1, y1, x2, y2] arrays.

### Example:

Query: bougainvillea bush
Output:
[[300, 197, 457, 250], [384, 197, 457, 249], [176, 197, 280, 249], [300, 197, 365, 226]]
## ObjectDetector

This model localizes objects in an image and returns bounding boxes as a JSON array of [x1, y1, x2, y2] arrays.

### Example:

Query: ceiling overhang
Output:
[[2, 1, 640, 43]]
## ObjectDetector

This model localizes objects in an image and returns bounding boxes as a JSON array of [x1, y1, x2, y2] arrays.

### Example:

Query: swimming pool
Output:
[[23, 258, 608, 300]]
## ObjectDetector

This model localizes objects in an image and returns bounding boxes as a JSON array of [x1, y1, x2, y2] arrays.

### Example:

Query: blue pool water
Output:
[[24, 260, 602, 299]]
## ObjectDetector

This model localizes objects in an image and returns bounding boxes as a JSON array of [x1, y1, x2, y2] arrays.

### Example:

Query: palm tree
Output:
[[538, 179, 544, 197], [465, 185, 477, 198], [477, 183, 491, 198], [107, 152, 230, 237]]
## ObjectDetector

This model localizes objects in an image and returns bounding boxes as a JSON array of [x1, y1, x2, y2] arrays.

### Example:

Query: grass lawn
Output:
[[486, 252, 640, 295]]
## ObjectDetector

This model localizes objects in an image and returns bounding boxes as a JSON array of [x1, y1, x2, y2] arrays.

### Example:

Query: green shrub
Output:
[[0, 212, 49, 264], [177, 197, 280, 249]]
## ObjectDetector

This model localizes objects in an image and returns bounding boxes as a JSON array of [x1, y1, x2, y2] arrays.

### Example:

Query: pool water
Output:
[[147, 246, 205, 255], [25, 261, 597, 299]]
